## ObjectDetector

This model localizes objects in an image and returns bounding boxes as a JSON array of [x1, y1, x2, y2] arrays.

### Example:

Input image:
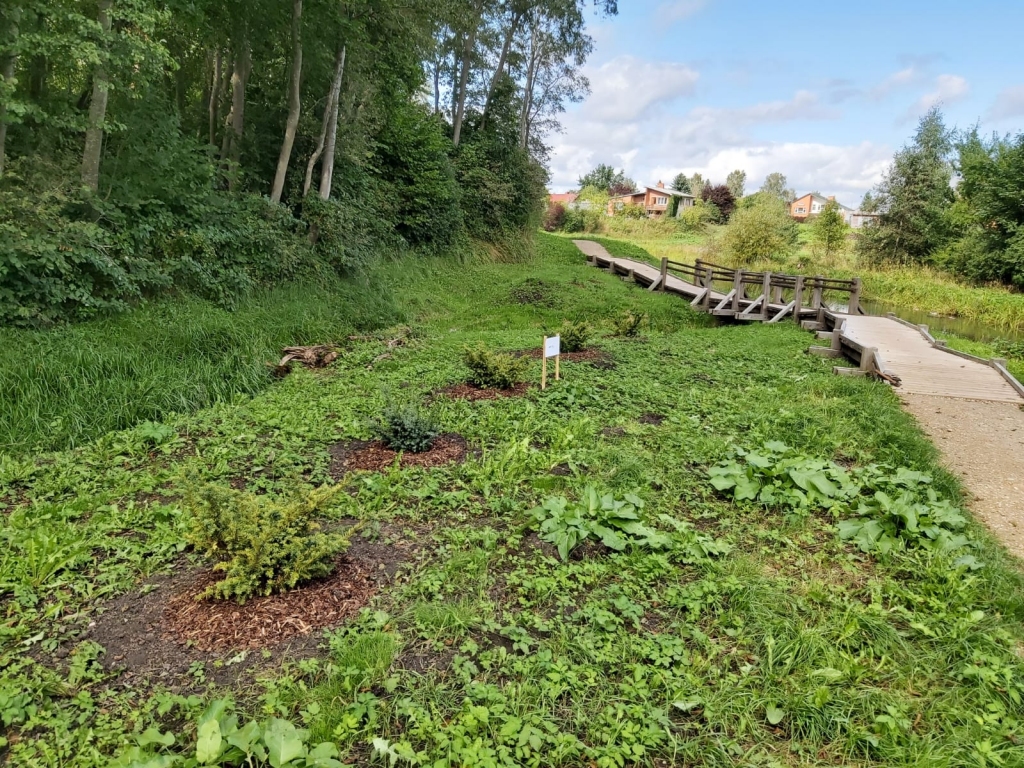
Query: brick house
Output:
[[606, 181, 695, 217], [789, 193, 876, 228]]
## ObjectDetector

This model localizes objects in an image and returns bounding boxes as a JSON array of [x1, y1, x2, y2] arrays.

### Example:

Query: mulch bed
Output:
[[329, 433, 468, 478], [436, 382, 532, 401], [162, 556, 375, 652], [513, 347, 616, 369]]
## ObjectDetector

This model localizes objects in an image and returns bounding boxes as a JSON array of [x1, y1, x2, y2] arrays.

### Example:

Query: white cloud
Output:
[[581, 56, 700, 122], [549, 84, 888, 204], [656, 0, 708, 24], [988, 85, 1024, 120], [903, 74, 970, 121], [869, 66, 923, 100]]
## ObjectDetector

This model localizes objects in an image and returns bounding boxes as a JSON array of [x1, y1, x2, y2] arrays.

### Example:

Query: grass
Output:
[[3, 233, 1024, 767], [0, 274, 402, 454], [578, 223, 1024, 334]]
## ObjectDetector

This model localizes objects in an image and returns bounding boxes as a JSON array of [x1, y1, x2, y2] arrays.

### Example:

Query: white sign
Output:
[[544, 335, 561, 358]]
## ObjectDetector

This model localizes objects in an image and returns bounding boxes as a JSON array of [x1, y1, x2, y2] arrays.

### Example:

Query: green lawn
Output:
[[3, 233, 1024, 768]]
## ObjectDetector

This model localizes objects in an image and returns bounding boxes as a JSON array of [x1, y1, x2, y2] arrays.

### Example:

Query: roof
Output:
[[793, 193, 853, 210], [609, 185, 695, 201], [549, 193, 578, 204]]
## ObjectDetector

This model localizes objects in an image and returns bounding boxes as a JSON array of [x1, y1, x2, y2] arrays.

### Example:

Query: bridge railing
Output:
[[659, 257, 862, 320]]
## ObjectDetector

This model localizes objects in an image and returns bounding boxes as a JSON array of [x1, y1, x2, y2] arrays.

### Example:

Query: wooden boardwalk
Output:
[[574, 239, 1024, 404]]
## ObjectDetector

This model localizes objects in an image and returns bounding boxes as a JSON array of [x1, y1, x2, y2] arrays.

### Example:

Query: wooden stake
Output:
[[555, 354, 560, 381], [541, 336, 547, 390]]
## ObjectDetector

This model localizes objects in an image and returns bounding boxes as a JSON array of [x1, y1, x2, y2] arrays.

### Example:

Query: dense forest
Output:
[[0, 0, 611, 326]]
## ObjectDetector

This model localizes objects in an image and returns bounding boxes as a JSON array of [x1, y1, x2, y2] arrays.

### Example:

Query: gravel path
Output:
[[901, 393, 1024, 559]]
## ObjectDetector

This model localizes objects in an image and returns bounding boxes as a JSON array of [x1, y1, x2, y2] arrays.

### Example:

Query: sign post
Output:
[[542, 335, 561, 389]]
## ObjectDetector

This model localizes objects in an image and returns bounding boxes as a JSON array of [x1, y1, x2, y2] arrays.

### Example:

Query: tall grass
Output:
[[0, 276, 403, 454]]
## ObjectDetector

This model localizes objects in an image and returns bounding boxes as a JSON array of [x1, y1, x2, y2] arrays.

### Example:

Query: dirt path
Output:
[[901, 393, 1024, 559]]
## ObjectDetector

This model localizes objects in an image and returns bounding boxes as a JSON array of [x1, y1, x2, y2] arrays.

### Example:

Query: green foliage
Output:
[[577, 164, 636, 195], [461, 345, 529, 390], [531, 487, 726, 561], [559, 320, 592, 352], [114, 698, 343, 767], [542, 202, 567, 232], [723, 195, 798, 265], [726, 169, 747, 199], [759, 172, 796, 203], [374, 400, 439, 453], [993, 338, 1024, 360], [701, 184, 736, 221], [185, 485, 350, 603], [810, 199, 849, 260], [617, 202, 647, 220], [858, 108, 955, 267], [709, 442, 977, 559], [677, 200, 718, 232], [670, 173, 691, 194], [611, 309, 647, 337]]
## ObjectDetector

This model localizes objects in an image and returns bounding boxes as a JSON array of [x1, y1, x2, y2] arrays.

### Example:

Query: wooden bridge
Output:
[[574, 240, 1024, 404]]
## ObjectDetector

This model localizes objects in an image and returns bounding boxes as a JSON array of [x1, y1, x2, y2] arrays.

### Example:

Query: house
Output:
[[606, 181, 695, 217], [790, 193, 879, 229], [549, 192, 578, 206]]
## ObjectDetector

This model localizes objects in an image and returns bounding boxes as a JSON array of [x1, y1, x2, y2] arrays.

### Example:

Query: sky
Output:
[[548, 0, 1024, 206]]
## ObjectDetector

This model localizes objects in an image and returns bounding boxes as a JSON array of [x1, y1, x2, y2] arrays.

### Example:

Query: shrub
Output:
[[543, 202, 567, 231], [677, 200, 718, 232], [185, 484, 351, 603], [723, 195, 799, 265], [619, 203, 648, 220], [611, 310, 646, 337], [560, 320, 592, 352], [462, 345, 529, 389], [375, 400, 440, 453], [701, 184, 737, 221]]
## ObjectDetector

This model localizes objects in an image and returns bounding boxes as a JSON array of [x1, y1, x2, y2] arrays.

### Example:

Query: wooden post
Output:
[[607, 258, 616, 274], [772, 284, 783, 304], [831, 327, 842, 352], [849, 278, 862, 315], [811, 276, 824, 310], [541, 336, 548, 390], [659, 257, 668, 291], [703, 266, 714, 310], [694, 259, 704, 287], [761, 272, 771, 320], [555, 354, 560, 381], [860, 346, 877, 372], [793, 276, 804, 325], [731, 269, 743, 313]]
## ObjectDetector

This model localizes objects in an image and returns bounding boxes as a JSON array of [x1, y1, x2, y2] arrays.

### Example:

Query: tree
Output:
[[811, 199, 849, 261], [81, 0, 113, 191], [726, 169, 746, 199], [859, 190, 878, 212], [858, 107, 955, 266], [0, 3, 21, 177], [577, 163, 635, 194], [723, 195, 798, 265], [270, 0, 303, 203], [688, 172, 705, 199], [760, 172, 795, 203], [701, 183, 736, 221], [671, 172, 690, 193]]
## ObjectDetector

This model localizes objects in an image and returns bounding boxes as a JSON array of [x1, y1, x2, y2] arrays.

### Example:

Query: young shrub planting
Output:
[[611, 309, 647, 337], [185, 484, 351, 603], [723, 194, 799, 266], [374, 400, 440, 453], [461, 345, 529, 389], [560, 320, 592, 352]]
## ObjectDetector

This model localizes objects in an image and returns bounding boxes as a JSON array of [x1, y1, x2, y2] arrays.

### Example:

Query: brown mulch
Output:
[[163, 556, 376, 652], [436, 382, 532, 401], [329, 433, 468, 478], [514, 347, 616, 369]]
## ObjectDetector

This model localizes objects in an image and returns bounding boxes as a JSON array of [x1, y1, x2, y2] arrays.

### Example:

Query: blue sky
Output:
[[548, 0, 1024, 205]]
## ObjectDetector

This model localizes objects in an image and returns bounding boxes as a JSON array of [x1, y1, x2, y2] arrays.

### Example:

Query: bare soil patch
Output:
[[509, 278, 559, 307], [638, 412, 666, 426], [514, 347, 616, 369], [328, 433, 467, 478], [84, 536, 412, 686], [436, 382, 532, 401]]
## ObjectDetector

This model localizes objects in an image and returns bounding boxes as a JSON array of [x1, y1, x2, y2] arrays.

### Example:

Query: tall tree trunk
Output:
[[0, 8, 20, 178], [304, 43, 345, 198], [317, 44, 346, 200], [207, 50, 221, 145], [433, 57, 440, 114], [518, 29, 538, 149], [224, 41, 250, 190], [479, 13, 521, 132], [451, 23, 477, 147], [218, 54, 234, 161], [270, 0, 303, 203], [81, 0, 112, 192]]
